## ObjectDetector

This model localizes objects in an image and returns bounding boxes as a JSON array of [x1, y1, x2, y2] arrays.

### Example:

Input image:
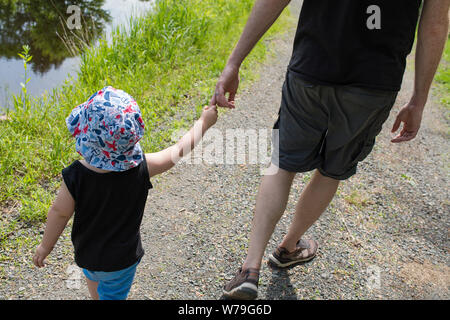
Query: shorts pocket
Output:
[[340, 88, 397, 114], [353, 103, 393, 163], [355, 136, 376, 163], [288, 72, 317, 89], [341, 86, 396, 99]]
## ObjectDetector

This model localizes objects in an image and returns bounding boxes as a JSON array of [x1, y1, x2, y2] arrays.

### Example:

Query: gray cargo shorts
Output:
[[271, 71, 398, 180]]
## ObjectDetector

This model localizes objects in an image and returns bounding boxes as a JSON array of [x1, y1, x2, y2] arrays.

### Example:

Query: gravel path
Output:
[[2, 0, 448, 300]]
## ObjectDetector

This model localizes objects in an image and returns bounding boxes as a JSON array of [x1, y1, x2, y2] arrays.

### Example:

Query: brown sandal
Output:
[[268, 238, 319, 268]]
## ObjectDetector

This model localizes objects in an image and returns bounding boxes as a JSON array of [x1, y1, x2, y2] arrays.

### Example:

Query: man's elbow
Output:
[[421, 15, 449, 38], [49, 205, 73, 220], [422, 0, 450, 31], [428, 23, 448, 39]]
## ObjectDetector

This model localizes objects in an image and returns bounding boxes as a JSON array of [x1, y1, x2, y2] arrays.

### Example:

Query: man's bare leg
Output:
[[241, 164, 296, 270], [224, 168, 339, 299], [279, 170, 340, 252], [242, 169, 339, 270]]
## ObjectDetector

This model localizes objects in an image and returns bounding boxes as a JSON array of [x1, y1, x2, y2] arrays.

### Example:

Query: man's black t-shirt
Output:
[[62, 156, 152, 272], [289, 0, 422, 91]]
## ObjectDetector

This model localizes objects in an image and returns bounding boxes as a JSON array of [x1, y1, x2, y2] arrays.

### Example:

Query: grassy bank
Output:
[[0, 0, 292, 263], [434, 36, 450, 120]]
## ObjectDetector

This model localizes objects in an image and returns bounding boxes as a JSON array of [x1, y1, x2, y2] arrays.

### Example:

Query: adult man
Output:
[[210, 0, 449, 300]]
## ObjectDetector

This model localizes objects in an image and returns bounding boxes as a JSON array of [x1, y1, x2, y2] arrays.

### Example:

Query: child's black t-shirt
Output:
[[62, 156, 152, 272]]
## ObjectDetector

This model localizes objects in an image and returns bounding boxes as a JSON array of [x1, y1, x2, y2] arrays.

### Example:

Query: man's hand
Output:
[[210, 64, 240, 109], [395, 0, 450, 144], [33, 244, 52, 268], [209, 0, 291, 109], [391, 103, 424, 143]]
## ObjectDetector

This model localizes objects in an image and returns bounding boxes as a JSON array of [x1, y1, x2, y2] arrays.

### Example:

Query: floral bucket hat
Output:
[[66, 86, 145, 171]]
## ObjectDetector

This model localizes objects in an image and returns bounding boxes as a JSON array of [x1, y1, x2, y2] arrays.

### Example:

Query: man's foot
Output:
[[223, 268, 259, 300], [268, 238, 319, 268]]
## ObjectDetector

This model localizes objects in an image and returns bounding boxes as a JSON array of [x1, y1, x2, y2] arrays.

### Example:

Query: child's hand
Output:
[[33, 244, 51, 268], [200, 105, 218, 129]]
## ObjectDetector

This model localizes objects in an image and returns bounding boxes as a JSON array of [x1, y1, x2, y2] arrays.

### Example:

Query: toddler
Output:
[[33, 86, 217, 300]]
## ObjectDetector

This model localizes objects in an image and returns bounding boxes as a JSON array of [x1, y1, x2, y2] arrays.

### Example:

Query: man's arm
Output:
[[391, 0, 450, 143], [145, 105, 218, 177], [211, 0, 291, 108]]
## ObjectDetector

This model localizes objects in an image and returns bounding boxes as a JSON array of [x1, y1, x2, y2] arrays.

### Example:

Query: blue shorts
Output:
[[82, 260, 140, 300]]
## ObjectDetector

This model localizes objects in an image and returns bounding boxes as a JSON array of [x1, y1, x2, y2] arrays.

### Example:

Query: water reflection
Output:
[[0, 0, 111, 74], [0, 0, 152, 109]]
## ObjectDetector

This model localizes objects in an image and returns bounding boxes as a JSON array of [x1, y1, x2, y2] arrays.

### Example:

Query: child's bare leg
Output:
[[85, 277, 99, 300]]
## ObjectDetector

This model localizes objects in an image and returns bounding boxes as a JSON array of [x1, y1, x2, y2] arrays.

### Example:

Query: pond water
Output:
[[0, 0, 153, 110]]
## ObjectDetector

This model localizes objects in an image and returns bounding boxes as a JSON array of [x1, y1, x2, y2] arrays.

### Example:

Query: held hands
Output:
[[391, 102, 424, 143], [202, 62, 240, 128], [210, 64, 240, 109], [33, 244, 52, 268]]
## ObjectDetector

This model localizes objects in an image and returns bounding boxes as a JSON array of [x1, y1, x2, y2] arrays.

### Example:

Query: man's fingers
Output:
[[217, 92, 235, 109], [391, 131, 416, 143], [211, 83, 236, 109], [228, 93, 236, 108], [39, 258, 47, 268], [209, 94, 216, 107], [216, 86, 237, 108], [228, 92, 236, 103], [391, 116, 402, 133], [391, 137, 412, 143], [391, 135, 408, 143], [391, 134, 407, 143], [211, 88, 226, 108], [33, 255, 43, 268]]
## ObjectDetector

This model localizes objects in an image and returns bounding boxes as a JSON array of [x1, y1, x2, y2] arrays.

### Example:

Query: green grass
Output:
[[434, 35, 450, 120], [0, 0, 293, 259]]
